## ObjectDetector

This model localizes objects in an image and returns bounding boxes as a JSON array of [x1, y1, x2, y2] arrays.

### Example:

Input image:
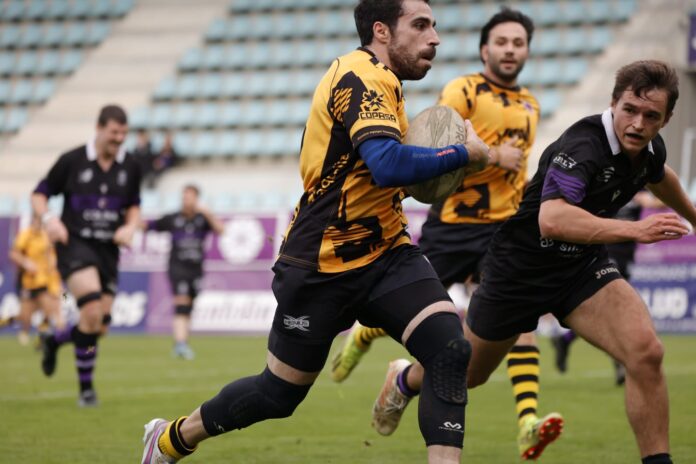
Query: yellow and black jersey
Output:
[[13, 227, 61, 294], [434, 73, 539, 223], [278, 47, 411, 272]]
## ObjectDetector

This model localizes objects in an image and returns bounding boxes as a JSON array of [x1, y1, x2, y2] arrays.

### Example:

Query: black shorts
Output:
[[168, 269, 202, 300], [419, 219, 501, 286], [55, 236, 119, 295], [468, 253, 623, 341], [268, 244, 452, 372]]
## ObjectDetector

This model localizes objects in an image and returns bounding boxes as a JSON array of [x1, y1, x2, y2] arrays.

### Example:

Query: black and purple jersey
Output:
[[148, 212, 212, 275], [490, 109, 666, 268], [35, 142, 141, 243]]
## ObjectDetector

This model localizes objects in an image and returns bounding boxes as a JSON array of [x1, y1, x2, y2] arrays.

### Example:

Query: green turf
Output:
[[0, 333, 694, 463]]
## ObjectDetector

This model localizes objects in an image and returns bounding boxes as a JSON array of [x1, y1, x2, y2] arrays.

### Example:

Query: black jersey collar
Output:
[[358, 47, 402, 82], [87, 136, 127, 163], [479, 72, 521, 92], [601, 108, 654, 156]]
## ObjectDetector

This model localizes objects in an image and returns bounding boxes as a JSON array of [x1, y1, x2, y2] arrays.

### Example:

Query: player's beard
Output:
[[387, 42, 435, 81], [488, 58, 525, 85]]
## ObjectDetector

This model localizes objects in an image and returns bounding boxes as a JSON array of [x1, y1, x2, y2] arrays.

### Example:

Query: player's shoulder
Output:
[[650, 132, 667, 158], [443, 73, 483, 91], [563, 114, 606, 143], [59, 144, 88, 163], [336, 48, 399, 86]]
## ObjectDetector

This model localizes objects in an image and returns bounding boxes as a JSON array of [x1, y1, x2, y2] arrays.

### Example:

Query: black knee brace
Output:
[[174, 304, 193, 316], [200, 367, 312, 436], [406, 312, 471, 448], [76, 292, 101, 309]]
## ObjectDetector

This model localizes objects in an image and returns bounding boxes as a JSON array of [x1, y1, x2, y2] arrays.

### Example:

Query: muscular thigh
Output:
[[562, 279, 656, 362]]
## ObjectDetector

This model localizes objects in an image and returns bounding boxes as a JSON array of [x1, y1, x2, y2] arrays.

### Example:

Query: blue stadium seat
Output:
[[33, 79, 55, 103], [561, 28, 586, 55], [42, 24, 65, 48], [239, 130, 267, 158], [129, 106, 150, 129], [153, 76, 176, 101], [2, 2, 25, 22], [67, 0, 91, 19], [0, 26, 21, 49], [288, 99, 311, 126], [0, 54, 14, 77], [65, 24, 89, 47], [246, 73, 270, 98], [150, 104, 173, 129], [246, 16, 275, 41], [191, 132, 216, 158], [178, 48, 203, 72], [224, 44, 248, 69], [25, 0, 49, 21], [560, 1, 586, 25], [59, 50, 82, 74], [0, 81, 11, 105], [587, 0, 611, 23], [173, 132, 194, 157], [247, 43, 272, 69], [536, 59, 562, 86], [175, 75, 199, 100], [86, 22, 111, 45], [92, 0, 116, 19], [172, 104, 197, 129], [205, 18, 227, 43], [534, 29, 562, 56], [611, 0, 637, 21], [538, 89, 562, 118], [220, 102, 243, 127], [270, 42, 296, 68], [561, 58, 588, 85], [588, 27, 612, 54], [216, 132, 241, 157], [16, 52, 39, 76], [222, 75, 245, 98], [534, 2, 563, 27], [196, 103, 219, 129], [225, 17, 250, 41], [19, 24, 43, 48], [242, 101, 267, 126], [203, 45, 225, 70], [10, 80, 34, 105], [266, 100, 291, 126], [112, 0, 134, 17], [37, 51, 61, 75], [4, 107, 28, 133], [46, 0, 70, 20], [200, 74, 223, 100]]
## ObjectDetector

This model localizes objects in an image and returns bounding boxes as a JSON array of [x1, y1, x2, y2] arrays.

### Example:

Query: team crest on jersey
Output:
[[117, 170, 128, 186], [79, 168, 93, 183], [358, 89, 395, 122], [596, 166, 615, 183], [552, 152, 577, 170]]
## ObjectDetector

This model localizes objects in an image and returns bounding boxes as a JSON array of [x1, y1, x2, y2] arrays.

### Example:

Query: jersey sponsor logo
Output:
[[596, 166, 615, 183], [99, 183, 108, 194], [596, 265, 619, 279], [612, 190, 622, 202], [358, 89, 396, 122], [307, 153, 351, 204], [79, 168, 93, 184], [552, 152, 577, 170], [283, 315, 310, 331]]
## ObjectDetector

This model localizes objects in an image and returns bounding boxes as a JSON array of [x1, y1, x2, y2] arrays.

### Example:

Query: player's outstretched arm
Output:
[[197, 205, 225, 235], [31, 192, 68, 244], [114, 205, 141, 248], [647, 165, 696, 232], [539, 198, 689, 244]]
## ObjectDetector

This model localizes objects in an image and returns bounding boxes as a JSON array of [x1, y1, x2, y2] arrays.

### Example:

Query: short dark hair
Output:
[[97, 104, 127, 127], [612, 60, 679, 115], [479, 7, 534, 61], [354, 0, 430, 47], [183, 184, 200, 196]]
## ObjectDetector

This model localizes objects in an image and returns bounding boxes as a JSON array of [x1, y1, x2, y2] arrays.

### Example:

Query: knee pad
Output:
[[200, 367, 312, 436], [174, 304, 193, 316], [76, 292, 101, 309], [428, 337, 471, 405]]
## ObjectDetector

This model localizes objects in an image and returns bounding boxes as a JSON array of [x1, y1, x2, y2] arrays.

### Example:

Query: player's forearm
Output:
[[539, 199, 638, 244], [648, 167, 696, 227], [200, 209, 225, 235], [8, 250, 27, 269], [124, 206, 141, 229]]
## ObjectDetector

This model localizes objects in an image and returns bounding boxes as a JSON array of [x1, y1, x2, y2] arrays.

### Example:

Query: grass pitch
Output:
[[0, 333, 695, 463]]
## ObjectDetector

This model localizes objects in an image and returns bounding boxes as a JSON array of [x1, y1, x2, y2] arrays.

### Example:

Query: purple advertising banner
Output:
[[2, 207, 696, 334]]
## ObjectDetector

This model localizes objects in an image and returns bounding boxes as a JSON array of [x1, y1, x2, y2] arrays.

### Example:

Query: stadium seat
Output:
[[173, 132, 194, 157], [222, 75, 245, 98], [37, 51, 61, 75], [4, 107, 28, 133], [172, 104, 197, 129], [536, 59, 562, 86], [538, 90, 562, 118], [238, 130, 266, 158], [560, 58, 588, 85], [41, 24, 66, 48], [86, 22, 111, 45], [534, 2, 563, 27], [534, 29, 562, 56], [588, 27, 612, 54], [25, 0, 49, 21], [153, 76, 177, 101], [242, 101, 267, 127], [561, 28, 586, 55], [46, 0, 70, 20], [200, 74, 223, 100], [0, 80, 11, 105], [220, 102, 243, 127], [33, 79, 55, 103], [0, 26, 21, 49], [560, 1, 586, 25], [611, 0, 637, 21], [129, 106, 150, 129], [58, 51, 83, 74], [203, 45, 225, 70], [112, 0, 134, 17], [288, 99, 311, 126], [65, 23, 89, 47], [67, 0, 91, 20], [16, 52, 39, 76], [10, 80, 33, 104], [2, 2, 25, 22], [176, 75, 200, 101], [150, 104, 173, 129], [191, 132, 216, 158], [196, 103, 220, 129], [0, 54, 14, 77], [178, 48, 203, 72], [19, 24, 43, 48]]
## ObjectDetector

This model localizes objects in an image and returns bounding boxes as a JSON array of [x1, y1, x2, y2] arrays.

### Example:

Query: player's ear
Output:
[[373, 21, 391, 44]]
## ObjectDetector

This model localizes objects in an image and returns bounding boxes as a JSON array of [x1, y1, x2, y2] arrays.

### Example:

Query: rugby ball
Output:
[[404, 105, 469, 204]]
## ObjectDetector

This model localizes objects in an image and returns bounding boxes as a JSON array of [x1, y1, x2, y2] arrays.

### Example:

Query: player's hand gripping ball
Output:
[[404, 105, 487, 204]]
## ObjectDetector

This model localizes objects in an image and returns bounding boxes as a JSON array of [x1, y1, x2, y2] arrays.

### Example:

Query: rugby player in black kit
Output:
[[146, 185, 224, 360], [32, 104, 141, 407], [463, 61, 696, 464]]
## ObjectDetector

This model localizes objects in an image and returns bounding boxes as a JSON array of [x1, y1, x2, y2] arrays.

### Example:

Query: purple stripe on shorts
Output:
[[542, 169, 586, 204]]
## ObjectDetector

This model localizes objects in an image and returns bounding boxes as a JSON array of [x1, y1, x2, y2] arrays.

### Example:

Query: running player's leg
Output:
[[330, 322, 387, 382], [17, 294, 36, 345], [563, 279, 671, 462], [37, 290, 63, 331]]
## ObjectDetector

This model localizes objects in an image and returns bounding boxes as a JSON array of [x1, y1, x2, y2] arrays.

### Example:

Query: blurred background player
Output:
[[145, 184, 224, 360], [331, 8, 563, 459], [141, 1, 490, 462], [551, 190, 664, 385], [32, 104, 141, 407], [9, 214, 65, 345]]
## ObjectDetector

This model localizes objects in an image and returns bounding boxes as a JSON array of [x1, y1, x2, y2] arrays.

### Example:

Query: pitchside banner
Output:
[[1, 208, 695, 333]]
